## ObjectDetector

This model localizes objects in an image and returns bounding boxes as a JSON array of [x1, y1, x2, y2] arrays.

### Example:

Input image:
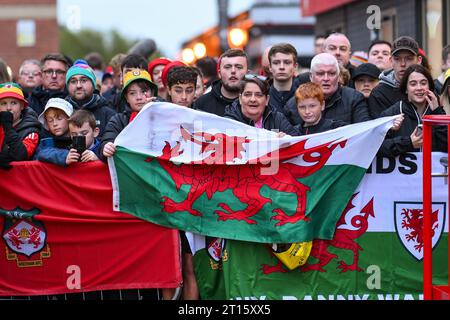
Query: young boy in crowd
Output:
[[166, 66, 198, 108], [68, 109, 101, 161], [35, 97, 75, 166], [165, 65, 200, 300], [100, 68, 157, 159], [0, 83, 41, 169], [294, 82, 347, 135]]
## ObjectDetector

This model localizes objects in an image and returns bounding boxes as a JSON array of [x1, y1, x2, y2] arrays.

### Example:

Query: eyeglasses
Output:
[[42, 69, 66, 77], [244, 74, 268, 82], [68, 78, 90, 86], [20, 71, 42, 77]]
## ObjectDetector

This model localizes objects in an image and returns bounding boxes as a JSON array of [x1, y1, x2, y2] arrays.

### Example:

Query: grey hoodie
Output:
[[378, 69, 399, 88], [368, 69, 405, 118]]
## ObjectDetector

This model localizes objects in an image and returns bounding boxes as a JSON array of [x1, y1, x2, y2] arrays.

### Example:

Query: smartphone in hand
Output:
[[72, 135, 86, 156], [415, 124, 423, 136]]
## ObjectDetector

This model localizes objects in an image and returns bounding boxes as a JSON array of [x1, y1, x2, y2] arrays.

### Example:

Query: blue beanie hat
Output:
[[66, 59, 97, 87]]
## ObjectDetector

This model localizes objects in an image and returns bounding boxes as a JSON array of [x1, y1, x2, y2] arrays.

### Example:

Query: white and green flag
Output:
[[109, 102, 394, 243]]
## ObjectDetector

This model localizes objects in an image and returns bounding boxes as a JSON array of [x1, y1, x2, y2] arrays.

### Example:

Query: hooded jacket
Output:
[[378, 100, 447, 157], [193, 80, 237, 116], [368, 69, 406, 119], [67, 94, 116, 138], [283, 86, 371, 125], [27, 86, 68, 116], [224, 100, 297, 136]]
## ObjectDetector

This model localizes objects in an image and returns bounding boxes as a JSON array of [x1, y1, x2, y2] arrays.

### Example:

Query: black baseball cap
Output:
[[392, 36, 419, 56], [352, 63, 381, 80]]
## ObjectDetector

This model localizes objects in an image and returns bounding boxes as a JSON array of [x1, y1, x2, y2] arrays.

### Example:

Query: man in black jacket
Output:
[[368, 36, 422, 118], [65, 59, 116, 138], [323, 33, 355, 87], [27, 53, 70, 116], [283, 53, 371, 125], [268, 43, 299, 113], [194, 49, 248, 116]]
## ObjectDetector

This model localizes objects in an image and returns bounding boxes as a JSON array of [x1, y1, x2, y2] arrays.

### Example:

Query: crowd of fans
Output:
[[1, 32, 448, 299]]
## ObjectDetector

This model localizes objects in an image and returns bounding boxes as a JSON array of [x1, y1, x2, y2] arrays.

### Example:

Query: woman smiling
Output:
[[224, 75, 296, 136], [378, 64, 447, 157]]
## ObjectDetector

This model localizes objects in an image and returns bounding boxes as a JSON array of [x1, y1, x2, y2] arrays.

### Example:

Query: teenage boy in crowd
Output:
[[165, 65, 200, 300], [166, 66, 198, 108], [268, 43, 299, 113], [0, 83, 41, 169], [368, 36, 422, 118]]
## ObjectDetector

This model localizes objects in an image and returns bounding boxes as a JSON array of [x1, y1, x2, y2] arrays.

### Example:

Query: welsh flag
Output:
[[109, 102, 394, 243]]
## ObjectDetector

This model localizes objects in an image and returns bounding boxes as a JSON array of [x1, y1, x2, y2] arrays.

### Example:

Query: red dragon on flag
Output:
[[149, 126, 347, 226]]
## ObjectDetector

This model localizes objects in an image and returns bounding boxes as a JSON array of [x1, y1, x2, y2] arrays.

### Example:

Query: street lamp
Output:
[[228, 27, 248, 48]]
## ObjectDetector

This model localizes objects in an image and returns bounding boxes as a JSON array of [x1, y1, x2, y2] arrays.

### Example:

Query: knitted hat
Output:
[[66, 59, 97, 88], [148, 57, 172, 78], [38, 98, 74, 130], [0, 83, 28, 107], [122, 69, 158, 97], [161, 61, 187, 88]]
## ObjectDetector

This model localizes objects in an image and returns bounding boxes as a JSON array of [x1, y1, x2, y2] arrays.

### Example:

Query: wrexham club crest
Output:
[[394, 202, 446, 261], [1, 207, 50, 267]]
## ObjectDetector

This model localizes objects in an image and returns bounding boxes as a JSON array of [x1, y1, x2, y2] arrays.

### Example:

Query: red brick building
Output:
[[0, 0, 58, 78]]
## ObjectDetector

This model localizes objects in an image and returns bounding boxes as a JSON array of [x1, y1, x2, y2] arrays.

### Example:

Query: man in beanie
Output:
[[66, 59, 116, 138], [27, 53, 70, 116], [148, 57, 171, 101], [0, 83, 41, 168], [368, 36, 422, 118]]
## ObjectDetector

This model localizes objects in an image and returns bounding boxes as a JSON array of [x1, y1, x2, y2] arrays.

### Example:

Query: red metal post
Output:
[[448, 124, 450, 289], [422, 119, 432, 300]]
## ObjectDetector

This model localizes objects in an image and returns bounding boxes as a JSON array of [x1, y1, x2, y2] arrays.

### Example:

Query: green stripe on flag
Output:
[[113, 146, 366, 243], [194, 234, 448, 300]]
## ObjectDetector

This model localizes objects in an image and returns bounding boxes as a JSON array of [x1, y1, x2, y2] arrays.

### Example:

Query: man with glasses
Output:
[[194, 48, 248, 116], [17, 59, 43, 97], [27, 53, 70, 116], [65, 59, 115, 138]]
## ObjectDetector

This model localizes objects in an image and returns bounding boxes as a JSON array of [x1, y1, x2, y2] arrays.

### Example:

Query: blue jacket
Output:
[[35, 136, 101, 167]]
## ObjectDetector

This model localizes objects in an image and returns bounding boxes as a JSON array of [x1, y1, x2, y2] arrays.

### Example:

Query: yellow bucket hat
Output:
[[122, 69, 157, 97]]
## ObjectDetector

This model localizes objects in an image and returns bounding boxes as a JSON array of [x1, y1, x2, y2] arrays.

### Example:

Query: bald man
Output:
[[323, 33, 355, 87]]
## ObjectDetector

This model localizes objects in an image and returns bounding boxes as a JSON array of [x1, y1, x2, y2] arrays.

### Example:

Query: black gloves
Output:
[[0, 111, 13, 128], [0, 153, 13, 170]]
